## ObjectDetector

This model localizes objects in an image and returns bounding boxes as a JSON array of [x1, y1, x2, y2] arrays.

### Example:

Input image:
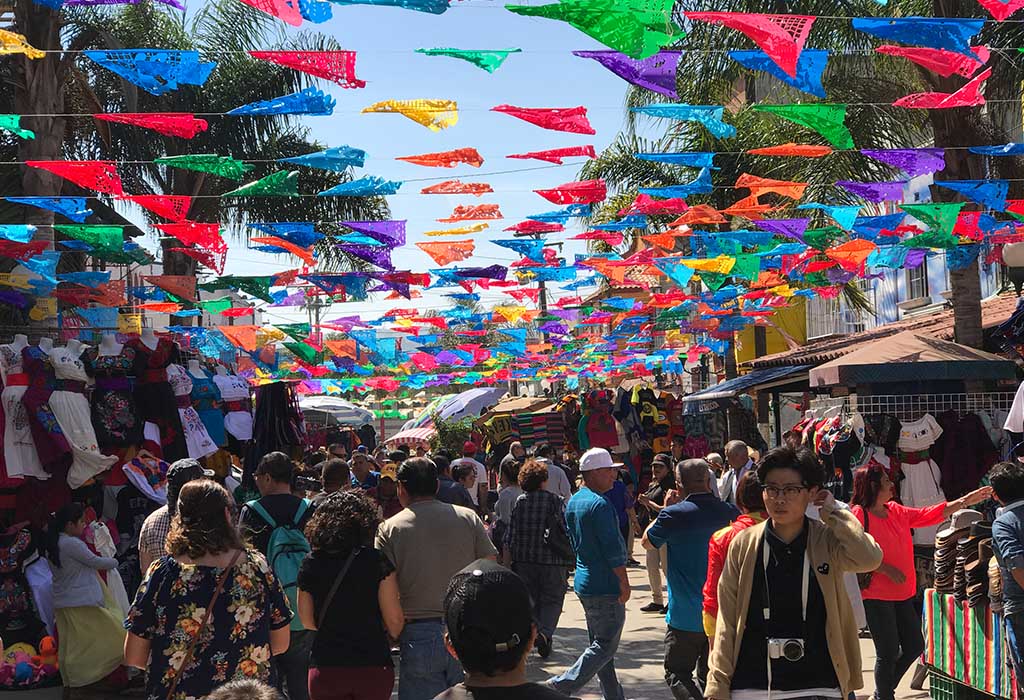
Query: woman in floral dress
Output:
[[124, 480, 292, 700]]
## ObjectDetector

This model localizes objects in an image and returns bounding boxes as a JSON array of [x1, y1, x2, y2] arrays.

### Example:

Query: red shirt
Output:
[[852, 501, 946, 601], [702, 512, 767, 619]]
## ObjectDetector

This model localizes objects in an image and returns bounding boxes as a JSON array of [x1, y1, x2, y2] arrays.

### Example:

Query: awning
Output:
[[384, 427, 435, 447], [682, 365, 812, 414]]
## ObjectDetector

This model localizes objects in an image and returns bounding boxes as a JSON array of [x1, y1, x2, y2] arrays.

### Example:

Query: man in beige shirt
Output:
[[375, 457, 497, 700]]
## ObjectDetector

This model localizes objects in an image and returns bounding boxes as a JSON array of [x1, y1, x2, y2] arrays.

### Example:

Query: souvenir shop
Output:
[[0, 328, 304, 689]]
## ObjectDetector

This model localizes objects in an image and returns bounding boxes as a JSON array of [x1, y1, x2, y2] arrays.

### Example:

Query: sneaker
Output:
[[536, 633, 552, 659], [640, 602, 664, 612]]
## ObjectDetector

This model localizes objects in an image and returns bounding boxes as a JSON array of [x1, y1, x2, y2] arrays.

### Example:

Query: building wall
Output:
[[734, 296, 807, 365]]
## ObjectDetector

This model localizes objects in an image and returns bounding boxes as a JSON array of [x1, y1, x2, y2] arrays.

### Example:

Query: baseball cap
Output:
[[463, 441, 477, 455], [652, 453, 673, 469], [579, 447, 622, 472], [166, 459, 214, 514], [444, 559, 532, 668], [379, 462, 398, 481]]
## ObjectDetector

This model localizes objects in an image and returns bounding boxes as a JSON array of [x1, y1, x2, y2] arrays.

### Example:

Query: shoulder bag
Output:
[[857, 510, 873, 590], [317, 548, 359, 630], [543, 498, 575, 562], [165, 549, 242, 700]]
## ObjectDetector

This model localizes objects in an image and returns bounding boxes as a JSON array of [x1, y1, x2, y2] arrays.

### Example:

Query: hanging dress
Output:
[[20, 346, 71, 474], [190, 371, 226, 447], [48, 346, 118, 489], [214, 373, 253, 441], [129, 338, 187, 463], [0, 345, 46, 480], [83, 345, 143, 451], [166, 364, 218, 460], [898, 413, 946, 546], [0, 528, 45, 646]]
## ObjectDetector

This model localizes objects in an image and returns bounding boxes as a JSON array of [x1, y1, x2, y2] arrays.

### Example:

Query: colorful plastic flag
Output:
[[875, 45, 989, 79], [573, 50, 683, 98], [735, 173, 807, 199], [329, 0, 448, 13], [362, 99, 458, 131], [505, 220, 563, 234], [84, 50, 215, 95], [824, 239, 877, 273], [507, 145, 596, 164], [224, 171, 299, 197], [686, 12, 815, 78], [753, 104, 853, 149], [861, 148, 946, 177], [0, 225, 35, 243], [851, 17, 985, 58], [7, 197, 92, 223], [970, 143, 1024, 156], [631, 104, 735, 138], [249, 51, 364, 88], [835, 181, 906, 203], [279, 146, 366, 171], [421, 181, 493, 196], [729, 49, 828, 98], [93, 112, 207, 139], [0, 29, 44, 59], [338, 244, 395, 270], [396, 147, 483, 167], [535, 179, 606, 205], [493, 238, 547, 263], [121, 195, 192, 222], [341, 220, 407, 247], [934, 179, 1008, 211], [900, 201, 965, 235], [415, 48, 520, 72], [423, 224, 490, 236], [976, 0, 1024, 21], [218, 325, 258, 352], [156, 153, 253, 180], [439, 204, 503, 222], [640, 168, 713, 198], [26, 160, 124, 195], [237, 0, 301, 24], [0, 115, 34, 139], [250, 222, 322, 248], [416, 240, 475, 265], [636, 151, 715, 167], [318, 176, 402, 196], [491, 105, 595, 134], [53, 224, 123, 251], [170, 246, 226, 274], [157, 222, 227, 251], [144, 275, 197, 302], [250, 236, 316, 265], [755, 218, 810, 241], [894, 67, 990, 109], [747, 143, 832, 157], [228, 87, 335, 116]]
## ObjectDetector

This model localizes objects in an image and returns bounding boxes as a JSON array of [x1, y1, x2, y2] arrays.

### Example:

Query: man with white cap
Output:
[[546, 447, 630, 700]]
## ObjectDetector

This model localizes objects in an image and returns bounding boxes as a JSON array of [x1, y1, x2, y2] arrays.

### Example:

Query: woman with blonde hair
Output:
[[125, 480, 292, 700]]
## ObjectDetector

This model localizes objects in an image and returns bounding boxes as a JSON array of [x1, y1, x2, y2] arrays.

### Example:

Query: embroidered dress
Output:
[[0, 345, 45, 480], [20, 346, 70, 473], [84, 345, 143, 450], [190, 372, 226, 447], [214, 374, 253, 441], [167, 364, 218, 459], [125, 549, 292, 700], [0, 529, 45, 645], [129, 338, 187, 462]]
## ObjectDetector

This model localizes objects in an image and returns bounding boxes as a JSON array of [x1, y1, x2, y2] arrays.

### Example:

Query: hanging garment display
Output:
[[20, 346, 71, 475], [0, 345, 46, 480], [48, 345, 118, 489], [0, 528, 45, 646], [166, 364, 219, 460], [931, 411, 998, 500], [584, 389, 618, 449], [190, 371, 226, 447], [898, 413, 946, 546], [83, 345, 144, 451], [129, 337, 187, 462], [214, 373, 254, 442]]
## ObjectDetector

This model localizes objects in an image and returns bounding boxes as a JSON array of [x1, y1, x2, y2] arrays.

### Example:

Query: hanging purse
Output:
[[543, 500, 575, 562]]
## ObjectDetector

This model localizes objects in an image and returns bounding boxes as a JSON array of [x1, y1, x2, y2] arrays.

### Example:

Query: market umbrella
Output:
[[403, 393, 455, 430], [298, 395, 375, 427], [435, 387, 508, 422], [384, 426, 436, 448]]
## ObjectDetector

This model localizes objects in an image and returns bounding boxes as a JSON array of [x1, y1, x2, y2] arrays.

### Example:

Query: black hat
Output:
[[444, 559, 532, 667], [166, 459, 214, 515]]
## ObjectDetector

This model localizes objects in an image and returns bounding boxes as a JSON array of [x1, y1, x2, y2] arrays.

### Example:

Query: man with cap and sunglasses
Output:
[[546, 447, 631, 700], [137, 458, 213, 573], [434, 559, 568, 700]]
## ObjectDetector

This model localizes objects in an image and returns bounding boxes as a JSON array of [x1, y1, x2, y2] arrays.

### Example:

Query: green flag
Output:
[[224, 170, 299, 197], [415, 48, 521, 73], [753, 104, 854, 150], [156, 154, 254, 181], [899, 202, 964, 236]]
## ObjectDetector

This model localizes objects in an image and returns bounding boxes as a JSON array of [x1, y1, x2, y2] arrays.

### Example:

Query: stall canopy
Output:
[[478, 395, 553, 422], [681, 365, 812, 414], [434, 387, 507, 422], [299, 395, 374, 427], [808, 332, 1016, 387], [384, 426, 435, 447]]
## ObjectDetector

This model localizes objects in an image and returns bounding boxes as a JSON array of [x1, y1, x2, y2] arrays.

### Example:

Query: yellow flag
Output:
[[117, 313, 142, 335], [0, 273, 33, 289], [362, 99, 458, 131], [680, 255, 736, 274], [0, 29, 44, 59], [29, 298, 57, 321], [423, 223, 489, 237]]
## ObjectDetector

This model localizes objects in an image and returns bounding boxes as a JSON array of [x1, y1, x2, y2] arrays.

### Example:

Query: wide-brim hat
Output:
[[937, 509, 984, 540]]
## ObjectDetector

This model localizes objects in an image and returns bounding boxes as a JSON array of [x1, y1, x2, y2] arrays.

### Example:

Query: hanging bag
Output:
[[543, 499, 575, 562]]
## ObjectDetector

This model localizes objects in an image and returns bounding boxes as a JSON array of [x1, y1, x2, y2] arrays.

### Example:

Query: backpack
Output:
[[246, 498, 311, 632]]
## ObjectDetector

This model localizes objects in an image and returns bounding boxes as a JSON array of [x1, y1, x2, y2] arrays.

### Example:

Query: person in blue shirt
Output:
[[546, 447, 631, 700], [350, 451, 380, 490], [643, 458, 739, 700], [989, 460, 1024, 685]]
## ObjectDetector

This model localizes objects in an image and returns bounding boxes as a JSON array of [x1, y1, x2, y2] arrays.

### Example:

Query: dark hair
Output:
[[990, 461, 1024, 503], [671, 434, 686, 445], [452, 463, 476, 484], [207, 680, 282, 700], [304, 449, 328, 469], [432, 454, 451, 476], [320, 458, 350, 488], [256, 451, 294, 484], [534, 442, 553, 459], [398, 457, 439, 497], [167, 480, 244, 559], [518, 458, 549, 492], [46, 502, 86, 568], [387, 450, 407, 464], [850, 463, 887, 508], [305, 490, 380, 555], [756, 447, 823, 488], [327, 443, 347, 456], [500, 456, 520, 487], [735, 471, 764, 513]]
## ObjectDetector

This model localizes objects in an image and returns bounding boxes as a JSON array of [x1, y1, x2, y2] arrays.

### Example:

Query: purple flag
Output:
[[904, 248, 928, 269], [338, 244, 394, 270], [271, 291, 307, 306], [550, 309, 580, 321], [455, 265, 507, 280], [538, 321, 569, 335], [341, 220, 406, 247], [837, 181, 907, 203], [573, 50, 683, 99], [825, 268, 857, 284], [755, 218, 810, 242], [860, 148, 946, 177]]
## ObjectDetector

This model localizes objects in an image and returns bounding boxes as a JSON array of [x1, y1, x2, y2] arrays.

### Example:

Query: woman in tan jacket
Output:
[[707, 448, 882, 700]]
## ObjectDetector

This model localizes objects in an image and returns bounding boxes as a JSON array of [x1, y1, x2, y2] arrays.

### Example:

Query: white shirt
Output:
[[450, 457, 487, 506], [540, 459, 572, 501]]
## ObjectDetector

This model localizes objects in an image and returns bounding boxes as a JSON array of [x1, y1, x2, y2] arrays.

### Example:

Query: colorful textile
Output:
[[84, 50, 215, 95], [686, 12, 815, 78]]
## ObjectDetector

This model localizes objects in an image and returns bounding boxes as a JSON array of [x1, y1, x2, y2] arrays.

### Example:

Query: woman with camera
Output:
[[850, 464, 991, 700], [706, 448, 882, 700]]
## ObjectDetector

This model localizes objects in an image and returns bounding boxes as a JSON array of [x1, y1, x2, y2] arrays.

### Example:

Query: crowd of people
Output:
[[38, 430, 1024, 700]]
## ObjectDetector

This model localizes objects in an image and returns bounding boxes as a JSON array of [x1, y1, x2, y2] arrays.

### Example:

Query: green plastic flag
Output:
[[507, 0, 681, 59], [729, 254, 761, 281], [156, 154, 254, 181], [275, 322, 312, 341], [198, 297, 233, 314], [415, 48, 521, 73], [899, 202, 964, 236], [0, 115, 34, 140], [699, 271, 728, 291], [285, 341, 321, 364], [53, 224, 123, 251], [224, 170, 299, 197], [803, 226, 844, 251], [900, 230, 958, 249], [753, 104, 854, 150]]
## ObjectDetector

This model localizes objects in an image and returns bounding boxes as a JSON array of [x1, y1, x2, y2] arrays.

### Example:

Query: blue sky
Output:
[[202, 1, 634, 324]]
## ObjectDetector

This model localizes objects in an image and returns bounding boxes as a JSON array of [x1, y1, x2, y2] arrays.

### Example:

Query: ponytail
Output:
[[46, 503, 85, 568]]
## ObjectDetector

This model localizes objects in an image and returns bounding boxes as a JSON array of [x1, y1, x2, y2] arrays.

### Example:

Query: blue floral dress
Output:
[[125, 549, 292, 700]]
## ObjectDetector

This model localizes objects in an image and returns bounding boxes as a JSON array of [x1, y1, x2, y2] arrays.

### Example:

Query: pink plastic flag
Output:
[[685, 12, 815, 78], [249, 51, 365, 89], [121, 195, 193, 222], [420, 181, 493, 196], [507, 145, 597, 164], [534, 179, 607, 204], [975, 0, 1024, 20], [26, 160, 123, 195], [438, 204, 503, 222], [894, 67, 991, 109], [491, 105, 596, 134], [238, 0, 301, 25], [93, 112, 208, 139], [504, 221, 564, 233], [875, 45, 990, 79]]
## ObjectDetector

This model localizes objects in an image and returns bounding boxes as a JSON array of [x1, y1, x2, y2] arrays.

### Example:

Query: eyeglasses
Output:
[[762, 484, 807, 499]]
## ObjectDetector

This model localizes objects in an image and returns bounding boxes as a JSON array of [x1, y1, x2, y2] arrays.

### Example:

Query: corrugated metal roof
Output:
[[748, 294, 1020, 369]]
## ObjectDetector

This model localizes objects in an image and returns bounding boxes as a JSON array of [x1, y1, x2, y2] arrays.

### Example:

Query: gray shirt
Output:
[[51, 534, 118, 609], [994, 500, 1024, 615]]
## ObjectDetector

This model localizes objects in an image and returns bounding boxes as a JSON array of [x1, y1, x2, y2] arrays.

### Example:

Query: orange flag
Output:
[[747, 143, 833, 158], [723, 194, 775, 220], [144, 275, 197, 302], [250, 236, 315, 266], [396, 147, 483, 168], [438, 204, 503, 223], [139, 302, 182, 313], [642, 232, 683, 251], [671, 205, 725, 226], [734, 173, 808, 199], [825, 239, 877, 273], [324, 339, 358, 359], [416, 240, 475, 265], [217, 325, 258, 352]]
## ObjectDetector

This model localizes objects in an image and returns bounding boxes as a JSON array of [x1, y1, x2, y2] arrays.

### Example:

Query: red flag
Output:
[[122, 195, 193, 222], [220, 307, 255, 317], [504, 221, 564, 233], [26, 160, 123, 195], [747, 143, 833, 157], [875, 45, 989, 79], [438, 204, 503, 223], [491, 105, 596, 134], [237, 0, 300, 25], [420, 180, 493, 196], [894, 67, 991, 109], [507, 145, 596, 164], [169, 247, 226, 274], [249, 51, 365, 88], [93, 113, 208, 139], [534, 179, 606, 205], [396, 147, 483, 168], [974, 0, 1024, 21], [685, 12, 815, 78], [156, 222, 226, 250]]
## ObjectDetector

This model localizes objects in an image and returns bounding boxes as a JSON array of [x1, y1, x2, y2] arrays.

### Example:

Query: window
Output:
[[906, 265, 929, 300], [806, 295, 840, 339]]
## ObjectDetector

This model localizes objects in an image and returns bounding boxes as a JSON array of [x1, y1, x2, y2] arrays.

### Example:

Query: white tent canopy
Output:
[[299, 395, 374, 427]]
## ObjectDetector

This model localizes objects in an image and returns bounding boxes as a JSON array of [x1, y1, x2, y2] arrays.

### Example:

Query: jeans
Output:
[[664, 626, 708, 700], [512, 562, 568, 640], [549, 595, 626, 700], [1004, 612, 1024, 690], [398, 620, 464, 700], [863, 597, 925, 700], [276, 629, 314, 700], [646, 545, 667, 605]]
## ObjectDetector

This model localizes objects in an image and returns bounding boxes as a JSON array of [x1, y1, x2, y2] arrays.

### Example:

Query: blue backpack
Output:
[[246, 499, 311, 632]]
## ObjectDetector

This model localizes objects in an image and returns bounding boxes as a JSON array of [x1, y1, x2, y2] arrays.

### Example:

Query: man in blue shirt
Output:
[[547, 447, 631, 700], [643, 458, 738, 700], [350, 451, 380, 490], [989, 460, 1024, 685]]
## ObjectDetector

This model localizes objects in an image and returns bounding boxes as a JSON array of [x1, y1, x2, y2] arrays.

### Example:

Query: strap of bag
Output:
[[246, 500, 276, 528], [317, 547, 360, 630], [165, 549, 242, 700], [292, 499, 310, 526]]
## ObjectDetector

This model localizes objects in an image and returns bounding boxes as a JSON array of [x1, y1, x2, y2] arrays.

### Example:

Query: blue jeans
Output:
[[549, 595, 626, 700], [1004, 612, 1024, 689], [398, 620, 463, 700]]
